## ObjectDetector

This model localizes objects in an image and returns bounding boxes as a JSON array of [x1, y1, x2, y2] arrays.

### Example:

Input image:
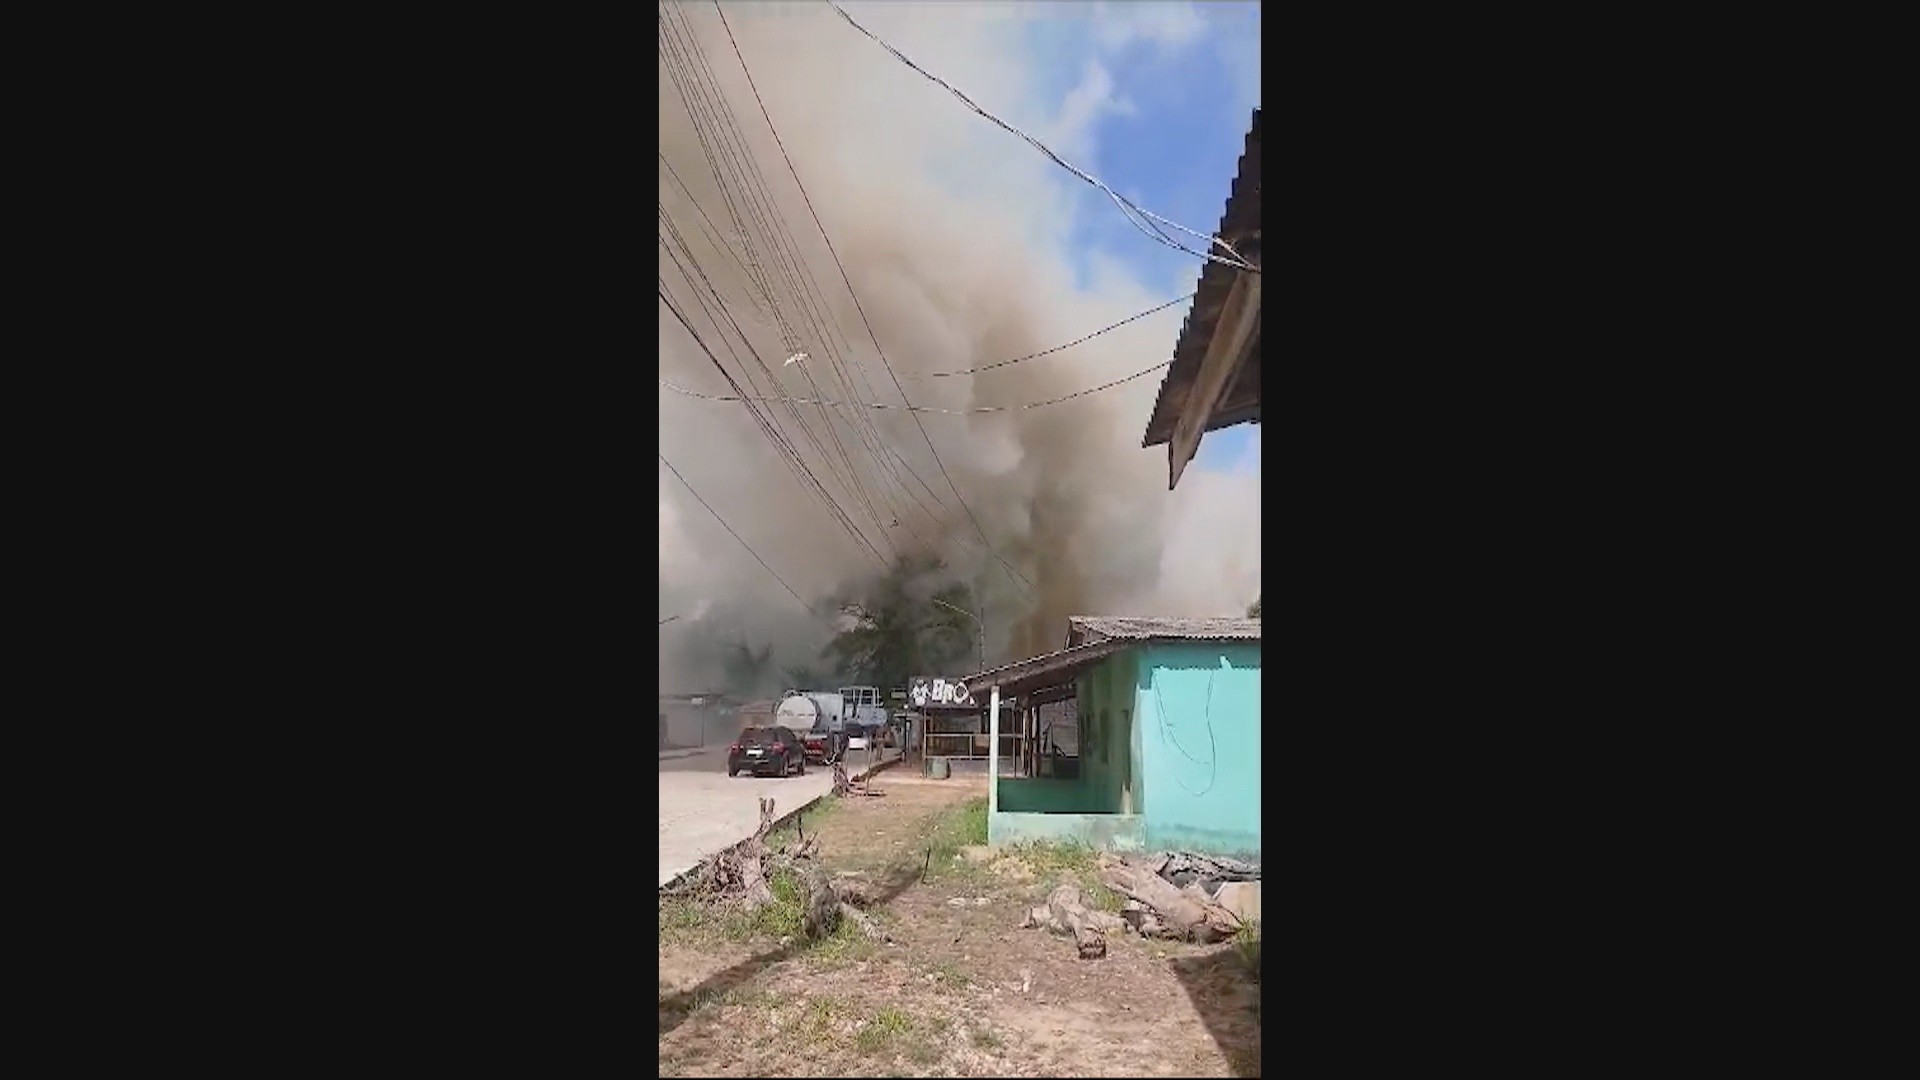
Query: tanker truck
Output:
[[775, 690, 846, 764]]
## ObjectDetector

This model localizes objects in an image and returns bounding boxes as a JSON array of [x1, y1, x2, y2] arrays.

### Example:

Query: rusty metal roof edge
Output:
[[959, 638, 1131, 696], [1142, 107, 1261, 448]]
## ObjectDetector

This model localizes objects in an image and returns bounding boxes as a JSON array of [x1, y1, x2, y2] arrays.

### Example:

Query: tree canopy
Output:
[[820, 553, 980, 693]]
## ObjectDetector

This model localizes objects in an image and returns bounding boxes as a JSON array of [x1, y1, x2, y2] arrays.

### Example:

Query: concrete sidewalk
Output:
[[657, 748, 901, 888]]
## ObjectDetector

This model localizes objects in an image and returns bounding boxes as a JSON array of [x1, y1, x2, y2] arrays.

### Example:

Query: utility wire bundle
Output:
[[660, 2, 1034, 598]]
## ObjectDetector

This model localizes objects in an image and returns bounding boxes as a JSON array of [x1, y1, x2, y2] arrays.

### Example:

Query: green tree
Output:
[[823, 554, 979, 691], [1247, 596, 1261, 618]]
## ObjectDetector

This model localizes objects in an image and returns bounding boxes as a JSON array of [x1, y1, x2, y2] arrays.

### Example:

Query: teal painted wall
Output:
[[989, 811, 1146, 850], [987, 642, 1257, 857], [1074, 651, 1138, 815], [993, 651, 1139, 819], [997, 778, 1102, 813], [1135, 643, 1261, 857]]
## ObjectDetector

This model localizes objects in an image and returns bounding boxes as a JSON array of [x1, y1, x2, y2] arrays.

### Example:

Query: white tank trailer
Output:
[[774, 691, 844, 733]]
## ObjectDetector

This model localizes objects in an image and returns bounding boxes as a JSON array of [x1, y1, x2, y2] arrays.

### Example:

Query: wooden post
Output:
[[988, 684, 1001, 816]]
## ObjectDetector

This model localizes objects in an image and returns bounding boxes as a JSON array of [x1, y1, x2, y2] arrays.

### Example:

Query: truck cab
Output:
[[837, 686, 890, 749]]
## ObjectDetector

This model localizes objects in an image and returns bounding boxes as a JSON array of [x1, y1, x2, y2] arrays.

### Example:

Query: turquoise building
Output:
[[963, 616, 1261, 860]]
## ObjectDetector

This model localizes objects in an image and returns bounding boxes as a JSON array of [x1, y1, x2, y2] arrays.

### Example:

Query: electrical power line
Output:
[[661, 9, 911, 565], [714, 1, 1036, 598], [909, 292, 1195, 378], [664, 55, 969, 597], [664, 6, 942, 564], [821, 0, 1259, 274], [661, 357, 1172, 413], [658, 265, 890, 568], [677, 4, 981, 573], [659, 449, 826, 624]]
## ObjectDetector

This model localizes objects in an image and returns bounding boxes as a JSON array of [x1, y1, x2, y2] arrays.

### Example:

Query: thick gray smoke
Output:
[[659, 2, 1260, 694]]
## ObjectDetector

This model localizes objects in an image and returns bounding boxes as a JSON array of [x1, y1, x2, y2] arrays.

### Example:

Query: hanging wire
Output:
[[909, 293, 1195, 378], [661, 357, 1171, 414], [822, 0, 1259, 274]]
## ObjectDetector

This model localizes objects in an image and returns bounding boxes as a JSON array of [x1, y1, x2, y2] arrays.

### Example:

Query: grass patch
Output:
[[1006, 839, 1095, 873], [925, 956, 972, 989], [751, 868, 805, 938], [803, 995, 840, 1029], [927, 797, 988, 863], [766, 796, 840, 850], [659, 982, 777, 1026], [856, 1006, 915, 1055], [806, 913, 878, 966], [657, 868, 807, 945], [914, 797, 991, 880], [969, 1025, 1004, 1050], [1233, 918, 1261, 979], [1000, 840, 1124, 911]]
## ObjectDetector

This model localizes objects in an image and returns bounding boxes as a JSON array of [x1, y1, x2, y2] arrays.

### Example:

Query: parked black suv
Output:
[[728, 726, 807, 778]]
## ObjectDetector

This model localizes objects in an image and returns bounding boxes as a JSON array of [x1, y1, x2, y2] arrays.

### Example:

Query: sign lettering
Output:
[[908, 675, 973, 707]]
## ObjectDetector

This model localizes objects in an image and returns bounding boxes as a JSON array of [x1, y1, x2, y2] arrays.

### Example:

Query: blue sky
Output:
[[1022, 2, 1261, 476]]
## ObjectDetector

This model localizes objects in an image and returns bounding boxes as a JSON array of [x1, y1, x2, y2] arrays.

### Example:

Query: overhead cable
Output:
[[821, 0, 1259, 274], [665, 6, 947, 560], [910, 292, 1195, 378], [659, 449, 830, 625], [661, 357, 1172, 413], [714, 1, 1037, 598], [660, 12, 902, 559]]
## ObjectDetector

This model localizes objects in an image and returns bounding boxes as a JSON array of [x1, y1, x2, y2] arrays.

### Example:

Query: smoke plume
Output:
[[659, 2, 1260, 694]]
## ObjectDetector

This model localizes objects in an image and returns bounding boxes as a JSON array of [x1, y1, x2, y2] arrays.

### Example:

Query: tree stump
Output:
[[736, 797, 777, 908], [1019, 884, 1124, 959]]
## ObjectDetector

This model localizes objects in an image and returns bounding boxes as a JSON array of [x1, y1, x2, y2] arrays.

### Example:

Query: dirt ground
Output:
[[658, 769, 1261, 1077]]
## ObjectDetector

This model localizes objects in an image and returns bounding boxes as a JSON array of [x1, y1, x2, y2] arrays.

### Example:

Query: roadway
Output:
[[657, 742, 901, 887]]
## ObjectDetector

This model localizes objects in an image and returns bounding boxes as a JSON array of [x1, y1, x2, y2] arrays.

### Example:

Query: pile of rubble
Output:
[[1019, 850, 1262, 959]]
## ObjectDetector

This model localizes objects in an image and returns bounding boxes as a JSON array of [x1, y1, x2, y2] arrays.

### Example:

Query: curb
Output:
[[658, 752, 903, 893]]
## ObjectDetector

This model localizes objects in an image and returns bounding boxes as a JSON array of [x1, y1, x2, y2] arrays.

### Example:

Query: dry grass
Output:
[[658, 774, 1261, 1077]]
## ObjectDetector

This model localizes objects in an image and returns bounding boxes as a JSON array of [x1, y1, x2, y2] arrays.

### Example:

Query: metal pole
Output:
[[988, 683, 1001, 818], [930, 596, 985, 671], [974, 591, 986, 671]]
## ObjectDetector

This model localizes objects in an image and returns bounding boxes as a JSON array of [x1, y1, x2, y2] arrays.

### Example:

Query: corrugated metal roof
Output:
[[960, 638, 1132, 698], [1143, 107, 1262, 452], [1067, 616, 1262, 644]]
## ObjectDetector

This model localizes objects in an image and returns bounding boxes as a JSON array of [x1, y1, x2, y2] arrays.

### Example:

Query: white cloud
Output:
[[1090, 1, 1207, 52], [1044, 59, 1137, 164]]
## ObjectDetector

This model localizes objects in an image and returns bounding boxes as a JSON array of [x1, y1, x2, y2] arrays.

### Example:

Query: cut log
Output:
[[837, 902, 888, 942], [1120, 899, 1176, 940], [782, 856, 840, 939], [737, 797, 778, 908], [1099, 855, 1241, 943], [1018, 884, 1115, 959], [674, 796, 891, 943]]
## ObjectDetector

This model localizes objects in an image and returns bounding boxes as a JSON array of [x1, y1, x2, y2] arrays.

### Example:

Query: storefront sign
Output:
[[908, 675, 973, 708]]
